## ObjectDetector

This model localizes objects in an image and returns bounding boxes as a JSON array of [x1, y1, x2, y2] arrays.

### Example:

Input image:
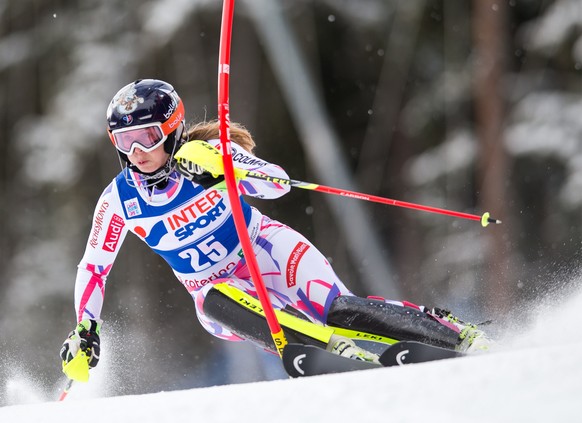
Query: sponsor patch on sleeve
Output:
[[102, 214, 125, 252]]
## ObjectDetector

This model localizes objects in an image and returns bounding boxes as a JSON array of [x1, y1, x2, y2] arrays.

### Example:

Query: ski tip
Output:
[[379, 341, 464, 367], [282, 343, 378, 377]]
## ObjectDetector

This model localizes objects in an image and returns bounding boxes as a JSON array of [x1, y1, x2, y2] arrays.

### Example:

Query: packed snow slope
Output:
[[2, 288, 581, 422]]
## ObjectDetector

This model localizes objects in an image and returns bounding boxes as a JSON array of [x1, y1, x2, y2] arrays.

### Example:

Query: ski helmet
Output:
[[106, 79, 185, 166]]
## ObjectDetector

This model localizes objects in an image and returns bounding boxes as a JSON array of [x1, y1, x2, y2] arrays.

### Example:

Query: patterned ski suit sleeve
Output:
[[74, 182, 128, 323], [208, 139, 291, 199]]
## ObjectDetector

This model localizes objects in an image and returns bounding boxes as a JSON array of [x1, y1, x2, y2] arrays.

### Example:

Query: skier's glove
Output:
[[177, 157, 225, 189], [60, 319, 102, 380]]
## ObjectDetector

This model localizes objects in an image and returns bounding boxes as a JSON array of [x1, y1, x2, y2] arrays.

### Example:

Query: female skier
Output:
[[60, 79, 491, 377]]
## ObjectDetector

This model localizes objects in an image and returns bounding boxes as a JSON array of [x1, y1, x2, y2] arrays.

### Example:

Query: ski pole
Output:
[[58, 349, 90, 401], [58, 379, 74, 401], [239, 170, 501, 227], [175, 140, 501, 227], [217, 0, 288, 356]]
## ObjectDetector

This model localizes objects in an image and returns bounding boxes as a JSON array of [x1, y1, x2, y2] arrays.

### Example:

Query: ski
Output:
[[282, 341, 464, 377], [379, 340, 464, 366], [283, 343, 379, 377]]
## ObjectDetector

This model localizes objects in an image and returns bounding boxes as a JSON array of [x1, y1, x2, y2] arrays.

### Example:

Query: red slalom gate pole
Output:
[[217, 0, 287, 356]]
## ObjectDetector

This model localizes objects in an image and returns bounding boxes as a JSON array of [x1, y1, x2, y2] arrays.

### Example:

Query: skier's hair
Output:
[[186, 120, 256, 154]]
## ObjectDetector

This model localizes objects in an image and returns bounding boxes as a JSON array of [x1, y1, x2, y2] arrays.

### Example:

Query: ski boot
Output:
[[429, 308, 494, 353], [327, 335, 380, 364]]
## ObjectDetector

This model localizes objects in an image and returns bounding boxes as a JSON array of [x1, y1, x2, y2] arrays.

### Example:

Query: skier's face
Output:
[[127, 143, 170, 174]]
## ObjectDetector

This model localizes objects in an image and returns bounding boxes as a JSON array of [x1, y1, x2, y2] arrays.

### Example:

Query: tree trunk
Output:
[[472, 0, 513, 315]]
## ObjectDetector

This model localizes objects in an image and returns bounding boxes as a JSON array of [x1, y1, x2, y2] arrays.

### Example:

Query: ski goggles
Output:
[[109, 101, 185, 155]]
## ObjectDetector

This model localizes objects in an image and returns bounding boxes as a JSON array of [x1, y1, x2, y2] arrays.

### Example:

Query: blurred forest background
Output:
[[1, 0, 581, 404]]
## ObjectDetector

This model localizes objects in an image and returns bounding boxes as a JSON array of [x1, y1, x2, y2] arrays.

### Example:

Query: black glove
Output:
[[60, 319, 102, 369], [177, 158, 224, 189]]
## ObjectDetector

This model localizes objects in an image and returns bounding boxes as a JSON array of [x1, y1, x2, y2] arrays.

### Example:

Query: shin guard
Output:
[[203, 284, 331, 352], [326, 296, 460, 349]]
